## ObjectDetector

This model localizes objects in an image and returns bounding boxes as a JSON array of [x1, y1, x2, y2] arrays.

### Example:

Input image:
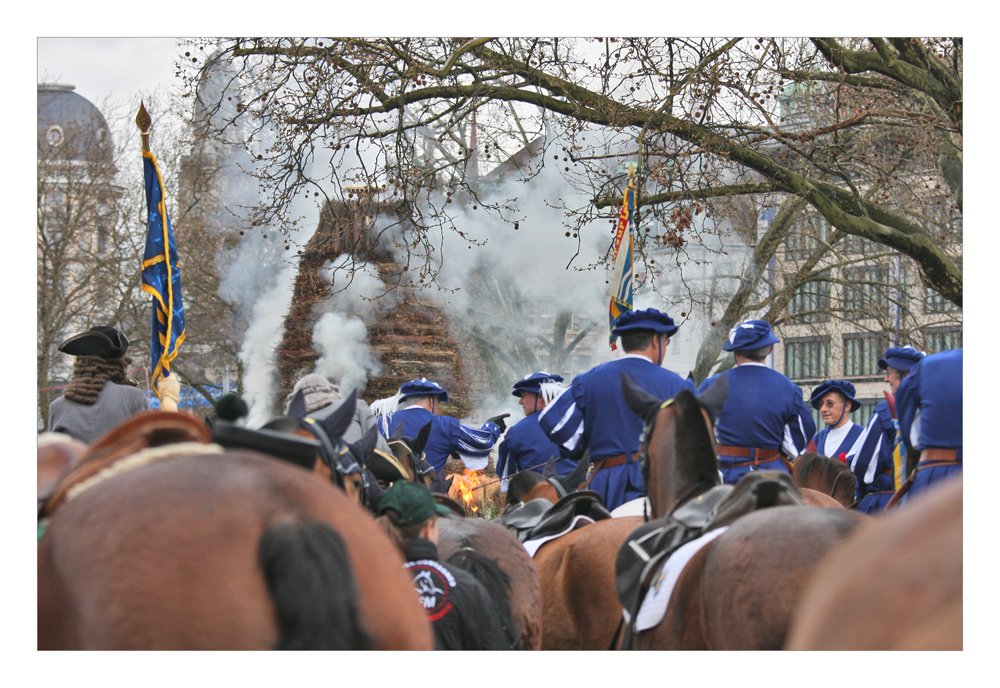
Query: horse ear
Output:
[[620, 372, 663, 422], [356, 424, 379, 458], [391, 423, 405, 440], [316, 389, 358, 440], [542, 457, 557, 480], [428, 471, 452, 495], [697, 374, 729, 425], [286, 389, 308, 421], [411, 421, 433, 456], [564, 451, 590, 490]]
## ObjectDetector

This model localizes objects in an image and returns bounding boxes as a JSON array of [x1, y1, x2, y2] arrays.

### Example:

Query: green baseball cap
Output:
[[378, 481, 452, 526]]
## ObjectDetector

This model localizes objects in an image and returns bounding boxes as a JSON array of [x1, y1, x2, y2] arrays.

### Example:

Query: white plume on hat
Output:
[[538, 380, 567, 405], [370, 391, 403, 436]]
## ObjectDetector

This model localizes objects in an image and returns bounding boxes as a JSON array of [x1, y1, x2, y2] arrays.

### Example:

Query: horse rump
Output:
[[258, 518, 370, 650]]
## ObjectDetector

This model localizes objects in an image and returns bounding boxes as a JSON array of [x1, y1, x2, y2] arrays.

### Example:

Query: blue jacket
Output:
[[897, 348, 963, 457], [846, 401, 896, 501], [813, 422, 863, 460], [896, 348, 963, 505], [538, 354, 694, 511], [698, 363, 815, 457], [385, 406, 500, 474], [496, 413, 574, 480]]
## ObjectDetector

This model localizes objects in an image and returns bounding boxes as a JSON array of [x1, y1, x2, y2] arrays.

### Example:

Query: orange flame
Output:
[[452, 469, 483, 513]]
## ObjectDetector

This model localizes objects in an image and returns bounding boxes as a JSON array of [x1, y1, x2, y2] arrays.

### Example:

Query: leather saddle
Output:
[[40, 411, 212, 519], [500, 490, 611, 543], [615, 471, 804, 647]]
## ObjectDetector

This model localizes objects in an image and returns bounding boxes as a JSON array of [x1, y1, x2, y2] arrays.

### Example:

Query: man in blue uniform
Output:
[[496, 372, 573, 491], [894, 347, 962, 506], [380, 378, 503, 474], [538, 308, 695, 512], [846, 345, 925, 513], [698, 319, 815, 484], [808, 380, 863, 461]]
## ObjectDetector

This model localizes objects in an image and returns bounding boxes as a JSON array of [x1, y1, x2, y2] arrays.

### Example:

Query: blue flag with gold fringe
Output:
[[608, 174, 635, 348], [140, 150, 185, 395]]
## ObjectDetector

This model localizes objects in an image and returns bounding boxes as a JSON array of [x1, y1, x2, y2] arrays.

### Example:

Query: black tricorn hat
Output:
[[57, 326, 130, 358]]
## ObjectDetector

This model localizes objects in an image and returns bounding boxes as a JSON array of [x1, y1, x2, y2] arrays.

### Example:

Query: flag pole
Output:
[[136, 101, 151, 153], [136, 101, 185, 410]]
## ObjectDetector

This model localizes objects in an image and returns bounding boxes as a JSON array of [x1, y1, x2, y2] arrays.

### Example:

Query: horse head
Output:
[[287, 389, 371, 505], [791, 452, 856, 508], [387, 421, 435, 487], [620, 372, 725, 519]]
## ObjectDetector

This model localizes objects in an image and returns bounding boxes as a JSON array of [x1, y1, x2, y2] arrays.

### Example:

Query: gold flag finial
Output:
[[136, 101, 151, 152]]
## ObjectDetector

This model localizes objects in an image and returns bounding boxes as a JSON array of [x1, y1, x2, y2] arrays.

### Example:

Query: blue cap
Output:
[[512, 371, 565, 397], [810, 380, 861, 412], [398, 378, 450, 403], [722, 319, 780, 352], [877, 346, 926, 372], [611, 308, 679, 337]]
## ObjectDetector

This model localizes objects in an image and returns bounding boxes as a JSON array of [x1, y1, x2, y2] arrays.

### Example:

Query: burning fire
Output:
[[450, 470, 485, 513]]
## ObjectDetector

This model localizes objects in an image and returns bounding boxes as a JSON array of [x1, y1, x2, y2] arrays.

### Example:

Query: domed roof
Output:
[[37, 84, 113, 162]]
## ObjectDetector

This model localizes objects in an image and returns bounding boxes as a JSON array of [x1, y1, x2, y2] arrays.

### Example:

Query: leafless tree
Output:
[[175, 38, 961, 390]]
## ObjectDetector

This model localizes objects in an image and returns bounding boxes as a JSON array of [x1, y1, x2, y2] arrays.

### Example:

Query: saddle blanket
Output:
[[522, 515, 596, 557], [624, 526, 729, 632], [610, 496, 650, 518]]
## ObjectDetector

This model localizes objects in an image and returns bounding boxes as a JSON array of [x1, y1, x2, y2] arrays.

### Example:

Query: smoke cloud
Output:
[[312, 312, 382, 397]]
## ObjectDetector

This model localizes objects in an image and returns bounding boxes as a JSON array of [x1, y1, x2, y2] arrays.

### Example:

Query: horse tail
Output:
[[258, 518, 370, 650], [446, 549, 522, 649]]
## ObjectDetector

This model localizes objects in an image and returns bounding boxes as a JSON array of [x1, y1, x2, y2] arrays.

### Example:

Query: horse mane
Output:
[[795, 452, 856, 503], [507, 470, 546, 503], [445, 549, 522, 649], [259, 519, 371, 649], [649, 389, 720, 505]]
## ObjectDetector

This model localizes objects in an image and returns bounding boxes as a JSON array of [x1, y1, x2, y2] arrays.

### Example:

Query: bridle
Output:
[[829, 467, 853, 500], [300, 417, 370, 505]]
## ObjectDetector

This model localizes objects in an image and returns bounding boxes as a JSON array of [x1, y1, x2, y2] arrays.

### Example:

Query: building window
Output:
[[786, 215, 831, 260], [839, 232, 876, 256], [923, 327, 962, 354], [924, 289, 960, 314], [787, 276, 830, 324], [785, 336, 829, 381], [841, 265, 891, 319], [843, 332, 888, 378]]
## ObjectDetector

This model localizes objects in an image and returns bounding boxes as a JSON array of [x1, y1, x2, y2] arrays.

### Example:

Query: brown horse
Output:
[[532, 515, 644, 649], [38, 413, 433, 650], [786, 476, 962, 650], [619, 373, 867, 649], [497, 459, 641, 650], [436, 515, 543, 650], [792, 452, 856, 508]]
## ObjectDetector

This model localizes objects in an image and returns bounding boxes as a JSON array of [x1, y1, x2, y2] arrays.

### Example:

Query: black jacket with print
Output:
[[403, 538, 512, 650]]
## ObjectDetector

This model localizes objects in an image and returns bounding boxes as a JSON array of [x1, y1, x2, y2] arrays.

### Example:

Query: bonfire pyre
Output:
[[448, 468, 504, 517]]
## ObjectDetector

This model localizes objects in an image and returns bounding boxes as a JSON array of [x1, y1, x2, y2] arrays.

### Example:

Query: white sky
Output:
[[37, 37, 182, 106]]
